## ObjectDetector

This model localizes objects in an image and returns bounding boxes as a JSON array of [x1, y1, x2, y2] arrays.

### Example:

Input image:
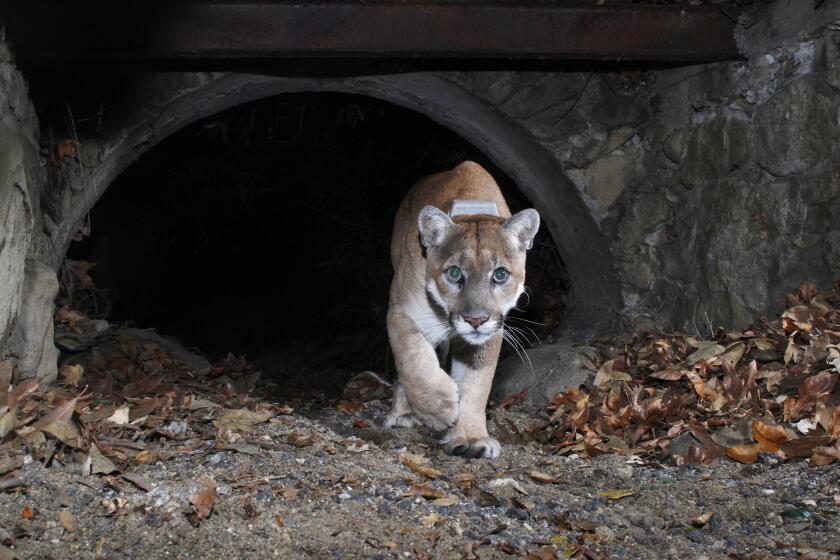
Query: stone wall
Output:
[[453, 0, 840, 333], [0, 38, 56, 382]]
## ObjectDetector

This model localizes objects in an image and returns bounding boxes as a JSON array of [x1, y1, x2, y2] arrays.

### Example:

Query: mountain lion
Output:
[[384, 161, 540, 459]]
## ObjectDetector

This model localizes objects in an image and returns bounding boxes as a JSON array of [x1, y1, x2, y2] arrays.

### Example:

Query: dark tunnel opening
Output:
[[64, 93, 569, 394]]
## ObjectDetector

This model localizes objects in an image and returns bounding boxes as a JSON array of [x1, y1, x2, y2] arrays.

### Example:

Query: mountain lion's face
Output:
[[418, 206, 540, 346]]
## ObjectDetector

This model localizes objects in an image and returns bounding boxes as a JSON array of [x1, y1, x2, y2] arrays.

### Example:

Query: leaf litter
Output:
[[533, 281, 840, 467], [0, 282, 837, 558], [0, 323, 296, 508]]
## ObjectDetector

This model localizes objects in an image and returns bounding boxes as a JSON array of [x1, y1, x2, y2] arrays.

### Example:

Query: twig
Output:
[[0, 477, 28, 492]]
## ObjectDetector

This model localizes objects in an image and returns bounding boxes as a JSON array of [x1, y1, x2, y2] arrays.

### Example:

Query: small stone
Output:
[[663, 129, 687, 163], [645, 516, 666, 530], [162, 420, 187, 435], [688, 530, 705, 543], [207, 453, 224, 466], [595, 525, 615, 541]]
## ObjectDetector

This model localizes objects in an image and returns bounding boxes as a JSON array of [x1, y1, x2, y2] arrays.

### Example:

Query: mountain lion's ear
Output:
[[418, 206, 456, 248], [503, 209, 540, 250]]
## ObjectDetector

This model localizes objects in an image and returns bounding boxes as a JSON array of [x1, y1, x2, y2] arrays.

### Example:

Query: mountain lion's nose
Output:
[[463, 315, 489, 329]]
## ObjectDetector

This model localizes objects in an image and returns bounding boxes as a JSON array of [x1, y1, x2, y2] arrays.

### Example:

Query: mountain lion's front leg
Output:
[[385, 308, 459, 431], [441, 336, 502, 459]]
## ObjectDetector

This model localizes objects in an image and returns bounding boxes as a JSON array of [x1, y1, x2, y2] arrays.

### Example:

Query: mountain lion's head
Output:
[[418, 206, 540, 346]]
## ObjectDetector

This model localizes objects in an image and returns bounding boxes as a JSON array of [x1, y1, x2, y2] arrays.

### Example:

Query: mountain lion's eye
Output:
[[445, 266, 462, 283], [493, 268, 510, 284]]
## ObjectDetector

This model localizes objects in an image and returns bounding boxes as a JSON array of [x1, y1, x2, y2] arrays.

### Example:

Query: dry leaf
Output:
[[800, 372, 838, 399], [286, 432, 315, 448], [8, 379, 38, 405], [726, 444, 759, 464], [596, 489, 635, 500], [452, 472, 475, 484], [420, 512, 444, 526], [35, 396, 78, 428], [810, 444, 840, 466], [55, 306, 85, 329], [40, 420, 82, 448], [187, 398, 221, 411], [121, 472, 153, 492], [433, 495, 460, 507], [399, 451, 442, 479], [343, 371, 392, 402], [83, 444, 119, 476], [58, 510, 76, 533], [692, 511, 714, 527], [0, 408, 17, 439], [686, 343, 725, 366], [594, 359, 631, 390], [710, 420, 752, 448], [54, 139, 77, 162], [59, 364, 84, 387], [497, 388, 529, 410], [720, 343, 745, 365], [189, 485, 217, 519], [134, 450, 154, 464], [106, 405, 130, 425], [752, 418, 787, 452], [336, 401, 364, 414], [0, 362, 13, 391], [214, 409, 274, 431], [406, 484, 445, 499], [528, 471, 558, 484], [780, 436, 832, 458], [648, 368, 684, 381]]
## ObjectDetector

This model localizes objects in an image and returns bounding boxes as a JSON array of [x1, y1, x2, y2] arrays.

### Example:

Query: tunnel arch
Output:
[[53, 72, 622, 333]]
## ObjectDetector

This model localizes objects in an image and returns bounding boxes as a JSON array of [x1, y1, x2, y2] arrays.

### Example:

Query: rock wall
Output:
[[453, 1, 840, 333], [0, 38, 56, 382]]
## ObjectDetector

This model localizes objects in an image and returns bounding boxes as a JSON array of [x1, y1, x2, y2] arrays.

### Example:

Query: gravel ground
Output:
[[0, 396, 838, 560]]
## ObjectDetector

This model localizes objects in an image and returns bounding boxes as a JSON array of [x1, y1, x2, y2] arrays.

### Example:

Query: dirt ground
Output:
[[0, 386, 838, 560]]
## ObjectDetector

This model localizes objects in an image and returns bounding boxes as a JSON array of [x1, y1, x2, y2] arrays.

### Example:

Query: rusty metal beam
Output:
[[1, 2, 740, 65]]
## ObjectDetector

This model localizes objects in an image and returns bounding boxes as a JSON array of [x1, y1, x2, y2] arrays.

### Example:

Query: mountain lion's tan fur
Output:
[[384, 161, 539, 458]]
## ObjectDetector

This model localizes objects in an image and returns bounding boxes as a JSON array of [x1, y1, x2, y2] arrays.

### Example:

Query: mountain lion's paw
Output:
[[383, 413, 420, 428], [442, 436, 501, 459], [411, 378, 459, 431]]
